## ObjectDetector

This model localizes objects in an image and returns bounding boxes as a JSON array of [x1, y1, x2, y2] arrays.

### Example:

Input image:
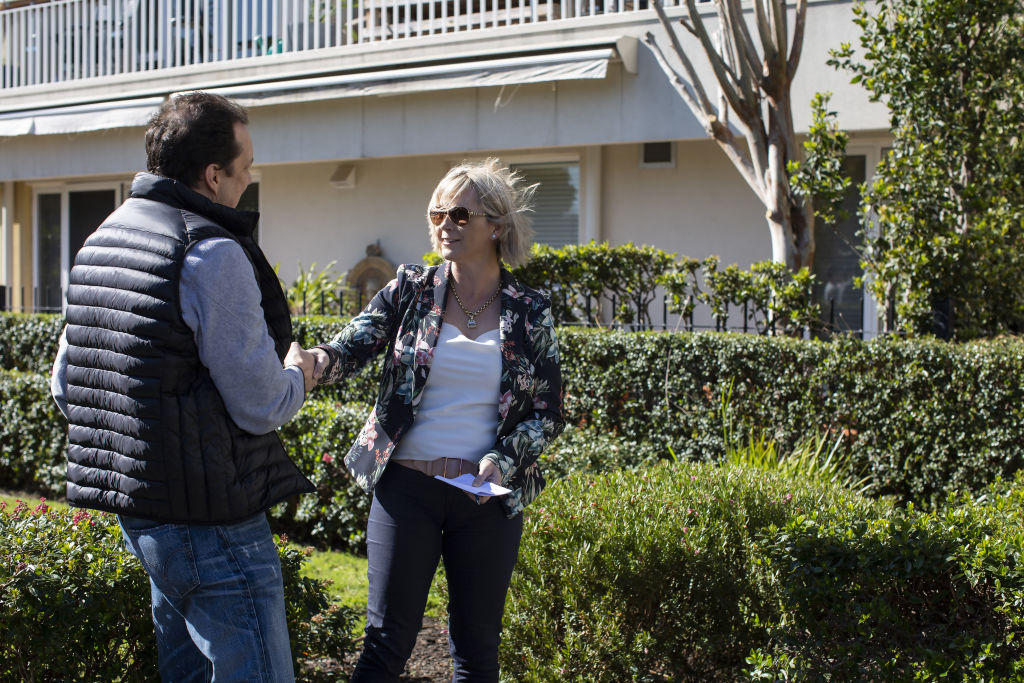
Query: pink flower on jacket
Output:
[[415, 337, 434, 367], [499, 390, 514, 419], [359, 413, 379, 452]]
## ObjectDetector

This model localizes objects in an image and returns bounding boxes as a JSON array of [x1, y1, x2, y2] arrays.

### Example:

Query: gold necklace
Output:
[[450, 281, 501, 328]]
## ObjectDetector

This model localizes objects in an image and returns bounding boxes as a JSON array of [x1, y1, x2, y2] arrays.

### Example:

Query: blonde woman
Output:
[[309, 159, 564, 681]]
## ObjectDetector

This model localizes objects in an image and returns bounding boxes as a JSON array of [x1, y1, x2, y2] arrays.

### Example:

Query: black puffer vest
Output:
[[63, 173, 313, 524]]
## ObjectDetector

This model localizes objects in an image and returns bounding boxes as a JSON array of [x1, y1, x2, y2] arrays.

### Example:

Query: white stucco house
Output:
[[0, 0, 890, 334]]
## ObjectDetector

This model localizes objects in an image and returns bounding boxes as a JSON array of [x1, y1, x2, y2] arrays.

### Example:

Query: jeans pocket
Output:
[[121, 520, 201, 601]]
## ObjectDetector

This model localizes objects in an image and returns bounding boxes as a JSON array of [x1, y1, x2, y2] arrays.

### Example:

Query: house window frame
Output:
[[31, 180, 125, 313], [819, 141, 886, 339], [452, 152, 585, 247], [30, 173, 262, 312]]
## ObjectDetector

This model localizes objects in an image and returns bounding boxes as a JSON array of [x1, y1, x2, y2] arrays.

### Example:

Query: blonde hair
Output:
[[427, 158, 537, 267]]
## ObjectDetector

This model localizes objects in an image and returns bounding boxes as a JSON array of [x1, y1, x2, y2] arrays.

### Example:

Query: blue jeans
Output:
[[118, 512, 295, 683], [352, 463, 524, 683]]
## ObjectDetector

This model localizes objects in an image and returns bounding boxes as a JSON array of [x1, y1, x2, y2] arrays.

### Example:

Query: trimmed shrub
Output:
[[0, 371, 66, 494], [9, 313, 1024, 513], [537, 425, 662, 480], [747, 476, 1024, 680], [274, 398, 373, 553], [559, 329, 1024, 506], [502, 464, 1024, 682], [0, 313, 63, 373], [0, 499, 359, 682]]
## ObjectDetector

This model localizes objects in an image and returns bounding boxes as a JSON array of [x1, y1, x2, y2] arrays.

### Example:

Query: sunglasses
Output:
[[428, 206, 492, 226]]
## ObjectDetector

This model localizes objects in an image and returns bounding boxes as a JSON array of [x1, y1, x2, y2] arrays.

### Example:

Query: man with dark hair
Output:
[[51, 91, 315, 682]]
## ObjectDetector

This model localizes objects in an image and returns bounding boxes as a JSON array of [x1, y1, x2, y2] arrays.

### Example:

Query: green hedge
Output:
[[0, 366, 661, 552], [0, 371, 66, 494], [6, 312, 1024, 509], [0, 313, 64, 373], [0, 499, 359, 682], [502, 463, 1024, 681], [559, 329, 1024, 506]]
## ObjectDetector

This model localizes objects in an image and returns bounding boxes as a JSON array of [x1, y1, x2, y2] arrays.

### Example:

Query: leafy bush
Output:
[[8, 323, 1024, 513], [0, 370, 67, 495], [0, 313, 63, 373], [747, 474, 1024, 680], [537, 425, 662, 480], [0, 499, 359, 682], [559, 329, 1024, 507], [274, 399, 373, 553], [502, 463, 1024, 682]]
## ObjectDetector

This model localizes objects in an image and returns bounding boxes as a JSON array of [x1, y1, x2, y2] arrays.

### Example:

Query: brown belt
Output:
[[394, 457, 478, 479]]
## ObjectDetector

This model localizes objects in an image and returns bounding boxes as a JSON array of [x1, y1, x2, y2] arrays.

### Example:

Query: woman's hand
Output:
[[471, 459, 502, 505], [310, 347, 330, 383], [472, 459, 501, 488]]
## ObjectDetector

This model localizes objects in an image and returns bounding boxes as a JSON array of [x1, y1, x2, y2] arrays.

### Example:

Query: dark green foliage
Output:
[[0, 500, 359, 682], [0, 313, 64, 373], [0, 371, 67, 495], [273, 399, 373, 552], [292, 316, 379, 405], [558, 329, 1024, 507], [503, 464, 1024, 681], [7, 320, 1024, 520], [746, 473, 1024, 680], [831, 0, 1024, 339]]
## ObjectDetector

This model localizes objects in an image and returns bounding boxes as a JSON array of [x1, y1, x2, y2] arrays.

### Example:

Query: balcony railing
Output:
[[0, 0, 666, 90]]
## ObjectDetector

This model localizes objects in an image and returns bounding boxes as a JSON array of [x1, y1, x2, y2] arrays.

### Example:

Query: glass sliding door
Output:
[[34, 185, 119, 312]]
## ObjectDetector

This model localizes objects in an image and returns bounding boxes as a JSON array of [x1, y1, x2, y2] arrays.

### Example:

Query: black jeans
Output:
[[352, 463, 524, 683]]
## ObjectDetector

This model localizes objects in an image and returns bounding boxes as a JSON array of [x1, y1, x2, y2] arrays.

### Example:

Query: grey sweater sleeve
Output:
[[180, 237, 305, 435], [51, 327, 70, 419]]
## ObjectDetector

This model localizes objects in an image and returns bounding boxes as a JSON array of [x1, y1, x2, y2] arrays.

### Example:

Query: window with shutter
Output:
[[511, 162, 579, 248]]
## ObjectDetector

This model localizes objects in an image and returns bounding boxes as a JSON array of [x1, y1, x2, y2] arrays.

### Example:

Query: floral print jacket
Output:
[[315, 261, 564, 518]]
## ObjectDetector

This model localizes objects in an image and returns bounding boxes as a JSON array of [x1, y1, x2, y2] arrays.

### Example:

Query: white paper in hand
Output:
[[434, 473, 511, 497]]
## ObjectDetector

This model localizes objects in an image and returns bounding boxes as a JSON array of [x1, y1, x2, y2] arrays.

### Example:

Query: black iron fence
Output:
[[1, 284, 867, 338]]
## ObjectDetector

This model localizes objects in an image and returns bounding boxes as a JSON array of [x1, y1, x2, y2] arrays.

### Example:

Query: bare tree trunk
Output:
[[645, 0, 813, 270]]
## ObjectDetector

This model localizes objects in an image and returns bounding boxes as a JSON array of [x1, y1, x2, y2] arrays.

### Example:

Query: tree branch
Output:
[[752, 0, 779, 75], [787, 0, 807, 77], [770, 0, 789, 74], [724, 0, 764, 81], [650, 1, 719, 114], [679, 0, 751, 120]]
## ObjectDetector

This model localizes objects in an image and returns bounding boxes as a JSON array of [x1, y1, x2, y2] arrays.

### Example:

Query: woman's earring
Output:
[[491, 232, 497, 240]]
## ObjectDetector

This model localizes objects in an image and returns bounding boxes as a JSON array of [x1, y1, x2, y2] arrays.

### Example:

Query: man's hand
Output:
[[284, 342, 316, 393]]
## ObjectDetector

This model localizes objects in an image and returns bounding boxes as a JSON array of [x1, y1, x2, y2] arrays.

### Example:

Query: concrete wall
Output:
[[0, 1, 888, 180], [259, 138, 774, 286]]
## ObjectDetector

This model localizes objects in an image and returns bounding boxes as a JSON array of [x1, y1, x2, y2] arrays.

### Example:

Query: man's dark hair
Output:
[[145, 92, 249, 187]]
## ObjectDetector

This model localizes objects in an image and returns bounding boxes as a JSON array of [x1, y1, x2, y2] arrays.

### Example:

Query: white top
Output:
[[393, 322, 502, 463]]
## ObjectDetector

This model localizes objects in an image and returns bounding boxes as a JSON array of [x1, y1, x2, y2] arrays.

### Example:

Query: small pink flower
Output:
[[72, 510, 92, 525], [322, 453, 334, 464], [682, 527, 689, 534], [498, 390, 513, 419], [785, 493, 793, 502]]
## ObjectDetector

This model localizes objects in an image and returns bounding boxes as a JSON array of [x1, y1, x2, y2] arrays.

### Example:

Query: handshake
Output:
[[284, 342, 328, 393]]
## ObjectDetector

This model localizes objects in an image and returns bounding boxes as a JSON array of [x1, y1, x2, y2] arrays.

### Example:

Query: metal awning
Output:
[[205, 48, 619, 107], [0, 97, 164, 136], [0, 37, 635, 136]]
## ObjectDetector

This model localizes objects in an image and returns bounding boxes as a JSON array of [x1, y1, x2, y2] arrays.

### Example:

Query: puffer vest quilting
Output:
[[63, 177, 312, 523]]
